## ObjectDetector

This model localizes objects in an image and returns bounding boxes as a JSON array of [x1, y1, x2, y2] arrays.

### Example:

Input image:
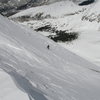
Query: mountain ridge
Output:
[[0, 0, 96, 16]]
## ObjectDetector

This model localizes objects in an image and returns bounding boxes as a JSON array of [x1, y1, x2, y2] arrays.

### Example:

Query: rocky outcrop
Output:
[[79, 0, 95, 6]]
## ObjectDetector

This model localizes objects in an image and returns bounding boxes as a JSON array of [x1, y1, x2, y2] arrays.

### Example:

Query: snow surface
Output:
[[1, 14, 100, 100], [0, 69, 28, 100], [11, 0, 100, 66]]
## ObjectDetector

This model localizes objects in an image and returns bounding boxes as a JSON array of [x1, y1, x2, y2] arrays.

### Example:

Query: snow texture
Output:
[[11, 0, 100, 67], [1, 14, 100, 100]]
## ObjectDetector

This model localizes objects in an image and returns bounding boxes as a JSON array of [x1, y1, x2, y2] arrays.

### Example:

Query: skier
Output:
[[47, 45, 50, 49]]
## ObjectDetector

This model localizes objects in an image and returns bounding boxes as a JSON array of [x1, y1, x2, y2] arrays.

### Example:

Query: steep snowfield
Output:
[[1, 14, 100, 100], [11, 0, 100, 66], [0, 70, 28, 100]]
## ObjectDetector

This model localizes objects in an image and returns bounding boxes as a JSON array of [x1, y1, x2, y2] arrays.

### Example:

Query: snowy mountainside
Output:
[[0, 0, 95, 16], [1, 15, 100, 100], [0, 70, 28, 100], [11, 0, 100, 66]]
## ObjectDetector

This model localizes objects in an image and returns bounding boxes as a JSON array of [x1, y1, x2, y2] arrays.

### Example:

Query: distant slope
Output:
[[0, 0, 96, 16], [1, 15, 100, 100]]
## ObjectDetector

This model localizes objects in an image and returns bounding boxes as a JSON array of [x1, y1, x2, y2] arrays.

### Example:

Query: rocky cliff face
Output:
[[0, 0, 31, 16]]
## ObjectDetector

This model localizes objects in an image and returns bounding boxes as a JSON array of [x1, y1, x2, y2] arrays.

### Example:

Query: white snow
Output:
[[11, 1, 84, 18], [1, 13, 100, 100], [10, 0, 100, 67], [0, 69, 28, 100]]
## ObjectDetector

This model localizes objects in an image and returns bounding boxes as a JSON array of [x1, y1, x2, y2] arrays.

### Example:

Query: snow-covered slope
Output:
[[1, 14, 100, 100], [11, 0, 100, 66], [0, 70, 28, 100]]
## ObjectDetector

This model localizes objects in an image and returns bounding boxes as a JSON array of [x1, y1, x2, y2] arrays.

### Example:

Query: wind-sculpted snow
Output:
[[0, 70, 28, 100], [1, 15, 100, 100], [7, 70, 48, 100]]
